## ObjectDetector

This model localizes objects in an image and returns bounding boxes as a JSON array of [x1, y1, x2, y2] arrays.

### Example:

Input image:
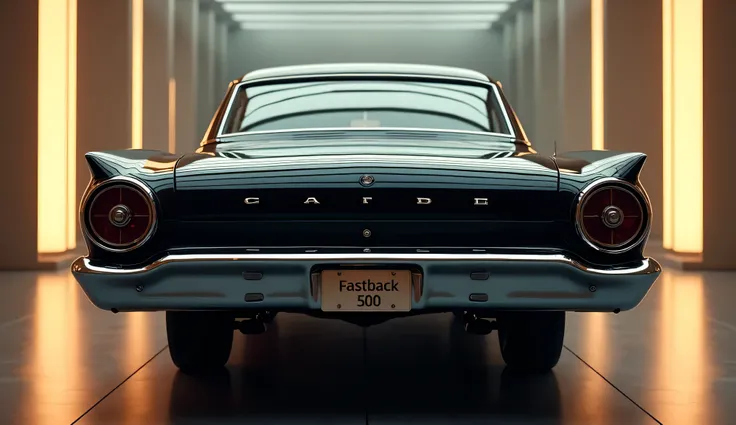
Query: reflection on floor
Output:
[[0, 266, 734, 424]]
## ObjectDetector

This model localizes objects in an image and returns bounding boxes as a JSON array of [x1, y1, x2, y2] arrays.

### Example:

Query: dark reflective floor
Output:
[[1, 251, 734, 424]]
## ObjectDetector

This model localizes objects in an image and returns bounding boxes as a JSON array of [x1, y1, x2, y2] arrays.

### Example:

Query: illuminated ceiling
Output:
[[213, 0, 519, 31]]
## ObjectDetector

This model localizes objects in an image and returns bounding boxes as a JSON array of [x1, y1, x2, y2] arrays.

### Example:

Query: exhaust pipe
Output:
[[235, 318, 267, 335], [462, 313, 497, 335]]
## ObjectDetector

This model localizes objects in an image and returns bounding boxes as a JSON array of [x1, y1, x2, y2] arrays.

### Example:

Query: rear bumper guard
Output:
[[71, 253, 662, 313]]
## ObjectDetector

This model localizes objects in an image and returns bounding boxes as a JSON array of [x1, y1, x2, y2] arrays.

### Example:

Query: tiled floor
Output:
[[0, 255, 733, 424]]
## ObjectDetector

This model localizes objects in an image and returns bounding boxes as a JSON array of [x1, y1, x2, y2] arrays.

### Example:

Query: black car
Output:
[[71, 63, 661, 374]]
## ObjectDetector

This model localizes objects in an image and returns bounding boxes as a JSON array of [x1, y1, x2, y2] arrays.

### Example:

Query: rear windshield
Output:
[[219, 79, 512, 136]]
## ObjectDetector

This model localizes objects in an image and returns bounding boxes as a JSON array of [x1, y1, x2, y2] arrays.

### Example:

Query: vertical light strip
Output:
[[671, 0, 703, 253], [168, 78, 177, 153], [67, 0, 77, 250], [662, 0, 674, 249], [131, 0, 144, 149], [38, 0, 70, 254], [167, 0, 176, 153], [591, 0, 605, 150]]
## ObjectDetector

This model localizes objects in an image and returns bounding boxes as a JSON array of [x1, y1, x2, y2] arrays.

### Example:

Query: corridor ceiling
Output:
[[214, 0, 519, 30]]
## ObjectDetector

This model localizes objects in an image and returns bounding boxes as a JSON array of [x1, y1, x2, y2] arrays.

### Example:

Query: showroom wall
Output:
[[226, 29, 505, 83]]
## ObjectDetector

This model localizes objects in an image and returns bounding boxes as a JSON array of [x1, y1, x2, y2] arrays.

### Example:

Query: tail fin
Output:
[[85, 150, 180, 181], [555, 151, 647, 183]]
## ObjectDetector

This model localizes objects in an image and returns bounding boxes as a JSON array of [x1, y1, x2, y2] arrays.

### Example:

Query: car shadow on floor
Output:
[[166, 314, 563, 424]]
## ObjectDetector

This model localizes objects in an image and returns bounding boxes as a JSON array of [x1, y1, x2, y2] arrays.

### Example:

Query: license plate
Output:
[[320, 269, 413, 312]]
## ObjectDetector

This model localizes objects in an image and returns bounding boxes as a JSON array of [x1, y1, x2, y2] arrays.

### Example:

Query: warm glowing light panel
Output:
[[67, 0, 77, 250], [132, 0, 144, 149], [591, 0, 604, 150], [168, 78, 177, 153], [663, 0, 703, 253], [38, 0, 77, 254]]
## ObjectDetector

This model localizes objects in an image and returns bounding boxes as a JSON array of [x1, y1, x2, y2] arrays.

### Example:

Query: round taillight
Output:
[[85, 180, 156, 252], [576, 181, 648, 252]]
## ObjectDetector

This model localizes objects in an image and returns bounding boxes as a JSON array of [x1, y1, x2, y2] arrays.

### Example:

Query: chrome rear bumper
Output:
[[71, 253, 662, 313]]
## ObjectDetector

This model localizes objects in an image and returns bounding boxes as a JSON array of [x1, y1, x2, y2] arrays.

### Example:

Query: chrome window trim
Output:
[[73, 253, 661, 277], [574, 177, 652, 254], [488, 83, 515, 137], [80, 176, 158, 253], [218, 127, 516, 140], [242, 72, 491, 85], [215, 73, 516, 139]]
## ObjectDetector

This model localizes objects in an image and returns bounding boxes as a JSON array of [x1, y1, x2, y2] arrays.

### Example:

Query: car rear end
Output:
[[72, 148, 660, 317], [70, 65, 661, 373]]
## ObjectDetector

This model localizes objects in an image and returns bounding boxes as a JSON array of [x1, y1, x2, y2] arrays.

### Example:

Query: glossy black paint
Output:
[[78, 70, 654, 270], [81, 138, 651, 269]]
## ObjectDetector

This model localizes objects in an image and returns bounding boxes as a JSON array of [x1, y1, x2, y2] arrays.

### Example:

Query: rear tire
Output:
[[166, 311, 234, 373], [497, 311, 565, 373]]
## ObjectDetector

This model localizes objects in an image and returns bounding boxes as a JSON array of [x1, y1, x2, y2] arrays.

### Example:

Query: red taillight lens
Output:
[[577, 183, 647, 252], [85, 181, 156, 251]]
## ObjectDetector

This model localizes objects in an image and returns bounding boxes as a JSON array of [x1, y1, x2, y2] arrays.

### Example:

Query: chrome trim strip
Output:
[[241, 72, 491, 85], [79, 176, 158, 254], [488, 83, 516, 138], [216, 79, 241, 137], [216, 74, 515, 139], [574, 177, 653, 254], [240, 72, 493, 85], [73, 253, 661, 277], [217, 127, 515, 140]]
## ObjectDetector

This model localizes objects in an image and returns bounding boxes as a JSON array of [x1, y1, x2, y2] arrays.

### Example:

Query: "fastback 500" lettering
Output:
[[339, 279, 399, 292]]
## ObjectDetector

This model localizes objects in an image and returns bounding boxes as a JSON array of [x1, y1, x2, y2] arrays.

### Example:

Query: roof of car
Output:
[[240, 63, 493, 83]]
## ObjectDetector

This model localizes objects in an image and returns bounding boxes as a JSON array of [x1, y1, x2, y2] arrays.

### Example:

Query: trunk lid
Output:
[[171, 137, 564, 248]]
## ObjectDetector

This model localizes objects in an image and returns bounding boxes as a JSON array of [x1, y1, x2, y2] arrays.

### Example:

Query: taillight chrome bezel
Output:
[[80, 176, 158, 253], [575, 177, 651, 254]]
